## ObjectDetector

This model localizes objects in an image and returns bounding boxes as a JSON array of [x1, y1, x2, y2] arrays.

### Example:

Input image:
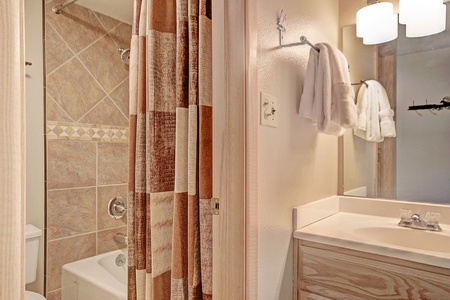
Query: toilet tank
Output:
[[26, 224, 42, 284]]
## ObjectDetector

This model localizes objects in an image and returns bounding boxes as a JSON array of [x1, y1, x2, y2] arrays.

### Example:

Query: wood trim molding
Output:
[[212, 0, 247, 298], [0, 1, 26, 299], [377, 43, 396, 199], [245, 0, 258, 298]]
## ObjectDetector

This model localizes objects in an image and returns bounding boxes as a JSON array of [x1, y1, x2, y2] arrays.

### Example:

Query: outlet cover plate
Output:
[[260, 92, 278, 127]]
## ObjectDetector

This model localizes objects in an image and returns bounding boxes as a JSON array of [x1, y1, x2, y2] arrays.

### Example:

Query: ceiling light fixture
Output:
[[399, 0, 447, 38], [356, 0, 398, 45]]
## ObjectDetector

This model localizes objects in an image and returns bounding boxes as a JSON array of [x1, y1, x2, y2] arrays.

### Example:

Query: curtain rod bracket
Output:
[[52, 0, 78, 14]]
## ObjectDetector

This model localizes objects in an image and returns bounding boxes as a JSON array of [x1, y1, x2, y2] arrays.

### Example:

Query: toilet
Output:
[[25, 224, 46, 300]]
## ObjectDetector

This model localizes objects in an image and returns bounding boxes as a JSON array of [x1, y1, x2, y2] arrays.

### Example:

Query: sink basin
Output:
[[351, 226, 450, 253]]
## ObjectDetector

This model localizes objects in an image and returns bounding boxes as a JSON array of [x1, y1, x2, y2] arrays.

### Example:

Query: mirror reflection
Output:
[[342, 8, 450, 204]]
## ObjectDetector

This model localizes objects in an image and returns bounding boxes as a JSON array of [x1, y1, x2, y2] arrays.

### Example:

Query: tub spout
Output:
[[114, 232, 128, 244]]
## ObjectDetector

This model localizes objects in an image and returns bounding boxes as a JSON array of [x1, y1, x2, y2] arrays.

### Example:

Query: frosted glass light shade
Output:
[[357, 2, 398, 45], [399, 0, 447, 37]]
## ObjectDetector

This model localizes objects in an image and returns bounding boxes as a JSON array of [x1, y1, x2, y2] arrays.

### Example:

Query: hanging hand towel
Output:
[[299, 43, 356, 136], [354, 80, 396, 142]]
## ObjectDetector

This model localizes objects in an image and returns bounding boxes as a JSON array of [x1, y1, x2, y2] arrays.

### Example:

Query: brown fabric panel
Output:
[[135, 191, 148, 271], [189, 283, 202, 300], [199, 198, 213, 295], [188, 15, 199, 106], [146, 192, 152, 273], [149, 111, 176, 192], [128, 115, 137, 193], [137, 36, 147, 114], [200, 0, 211, 19], [188, 194, 201, 290], [152, 270, 172, 300], [171, 192, 189, 279], [148, 0, 177, 33], [202, 292, 212, 300], [176, 0, 189, 109], [127, 192, 136, 269], [148, 31, 177, 113], [199, 105, 212, 199], [127, 265, 137, 300]]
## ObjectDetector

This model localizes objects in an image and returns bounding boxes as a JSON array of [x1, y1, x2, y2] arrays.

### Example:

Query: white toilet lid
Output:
[[25, 291, 46, 300]]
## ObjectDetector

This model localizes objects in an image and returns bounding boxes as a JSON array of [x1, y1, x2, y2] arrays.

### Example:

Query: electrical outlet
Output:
[[260, 92, 278, 127]]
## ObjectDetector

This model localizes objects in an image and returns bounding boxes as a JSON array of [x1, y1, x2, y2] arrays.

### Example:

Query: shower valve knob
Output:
[[108, 197, 127, 219]]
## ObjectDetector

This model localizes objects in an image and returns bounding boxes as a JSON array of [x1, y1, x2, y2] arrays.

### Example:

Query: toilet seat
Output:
[[25, 291, 46, 300]]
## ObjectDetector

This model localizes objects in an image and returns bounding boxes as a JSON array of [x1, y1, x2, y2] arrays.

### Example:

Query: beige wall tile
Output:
[[97, 226, 127, 254], [94, 11, 121, 32], [45, 1, 108, 54], [46, 95, 74, 122], [98, 142, 128, 185], [110, 78, 129, 117], [109, 22, 132, 50], [47, 187, 96, 240], [47, 57, 106, 121], [97, 185, 127, 230], [47, 140, 96, 189], [47, 233, 96, 292], [45, 22, 74, 74], [79, 97, 128, 127], [78, 34, 129, 94]]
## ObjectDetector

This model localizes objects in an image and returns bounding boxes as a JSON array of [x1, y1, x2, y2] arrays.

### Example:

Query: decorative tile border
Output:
[[46, 121, 128, 143]]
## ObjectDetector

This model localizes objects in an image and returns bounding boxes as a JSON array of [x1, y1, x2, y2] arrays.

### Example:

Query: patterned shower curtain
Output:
[[127, 0, 213, 299]]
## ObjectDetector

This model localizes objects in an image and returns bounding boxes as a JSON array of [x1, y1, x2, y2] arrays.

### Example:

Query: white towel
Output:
[[354, 80, 396, 142], [299, 43, 356, 136]]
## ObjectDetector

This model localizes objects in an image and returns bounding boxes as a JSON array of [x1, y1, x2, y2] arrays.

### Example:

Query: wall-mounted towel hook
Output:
[[351, 80, 368, 88], [277, 10, 319, 52], [408, 96, 450, 111]]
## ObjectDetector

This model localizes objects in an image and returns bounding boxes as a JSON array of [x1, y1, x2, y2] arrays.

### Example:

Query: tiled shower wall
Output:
[[44, 1, 131, 299]]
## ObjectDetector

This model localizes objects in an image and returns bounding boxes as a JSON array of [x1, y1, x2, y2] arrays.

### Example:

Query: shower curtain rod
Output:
[[52, 0, 78, 14]]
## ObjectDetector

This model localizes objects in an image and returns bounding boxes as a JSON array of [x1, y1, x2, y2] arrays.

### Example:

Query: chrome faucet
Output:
[[114, 232, 128, 244], [398, 209, 442, 232]]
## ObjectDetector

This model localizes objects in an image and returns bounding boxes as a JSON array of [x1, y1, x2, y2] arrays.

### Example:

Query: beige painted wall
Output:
[[25, 0, 45, 294], [257, 1, 339, 298]]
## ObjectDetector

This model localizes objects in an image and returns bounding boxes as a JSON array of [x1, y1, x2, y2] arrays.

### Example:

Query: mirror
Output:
[[342, 7, 450, 204]]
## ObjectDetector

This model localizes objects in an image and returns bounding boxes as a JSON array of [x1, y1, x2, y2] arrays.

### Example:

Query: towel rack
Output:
[[351, 80, 369, 88], [277, 10, 319, 52], [408, 97, 450, 111]]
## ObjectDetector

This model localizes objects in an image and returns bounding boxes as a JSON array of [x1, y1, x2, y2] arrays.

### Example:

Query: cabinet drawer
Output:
[[298, 243, 450, 300]]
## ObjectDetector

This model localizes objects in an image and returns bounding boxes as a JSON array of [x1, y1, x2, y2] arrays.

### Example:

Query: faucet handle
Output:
[[425, 212, 442, 232], [398, 208, 413, 227], [425, 212, 441, 224], [400, 208, 413, 220]]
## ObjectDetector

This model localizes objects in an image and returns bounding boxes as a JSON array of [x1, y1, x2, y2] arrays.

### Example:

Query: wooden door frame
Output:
[[212, 0, 258, 298]]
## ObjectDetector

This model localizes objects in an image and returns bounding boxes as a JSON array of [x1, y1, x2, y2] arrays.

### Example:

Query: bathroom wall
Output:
[[257, 1, 339, 298], [44, 1, 131, 299], [25, 0, 45, 294]]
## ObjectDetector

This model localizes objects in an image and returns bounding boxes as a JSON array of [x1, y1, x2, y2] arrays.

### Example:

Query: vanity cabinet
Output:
[[295, 240, 450, 300]]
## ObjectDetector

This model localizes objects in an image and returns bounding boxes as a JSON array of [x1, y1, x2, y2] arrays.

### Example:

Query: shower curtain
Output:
[[127, 0, 213, 299]]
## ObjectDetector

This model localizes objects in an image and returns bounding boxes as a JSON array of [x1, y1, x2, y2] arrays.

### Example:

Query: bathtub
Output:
[[62, 249, 127, 300]]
